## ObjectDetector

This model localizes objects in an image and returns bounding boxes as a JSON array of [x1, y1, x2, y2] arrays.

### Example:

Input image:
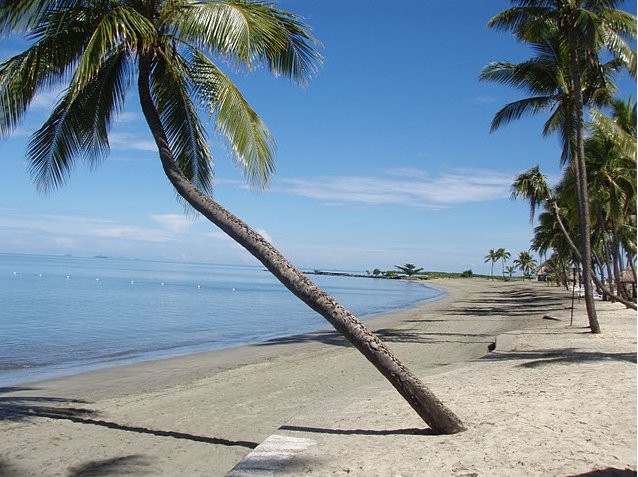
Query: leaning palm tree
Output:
[[0, 1, 465, 433], [486, 0, 636, 333]]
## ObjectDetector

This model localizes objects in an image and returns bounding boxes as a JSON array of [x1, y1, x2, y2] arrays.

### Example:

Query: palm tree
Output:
[[486, 0, 636, 332], [496, 248, 511, 280], [514, 251, 537, 279], [484, 249, 499, 280], [505, 265, 517, 280], [512, 165, 636, 308], [395, 263, 425, 276], [0, 1, 465, 433]]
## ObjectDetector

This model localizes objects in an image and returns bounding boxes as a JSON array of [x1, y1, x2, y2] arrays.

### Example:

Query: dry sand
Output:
[[0, 279, 635, 476]]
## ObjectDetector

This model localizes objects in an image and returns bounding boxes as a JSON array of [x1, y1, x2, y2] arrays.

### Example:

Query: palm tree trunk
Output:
[[568, 27, 600, 333], [610, 219, 626, 300], [549, 200, 636, 310], [136, 52, 465, 434]]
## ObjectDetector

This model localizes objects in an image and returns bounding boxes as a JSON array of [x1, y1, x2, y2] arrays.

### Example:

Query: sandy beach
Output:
[[1, 278, 635, 476]]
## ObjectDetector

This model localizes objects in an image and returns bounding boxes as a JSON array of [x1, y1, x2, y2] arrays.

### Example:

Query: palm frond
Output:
[[190, 49, 274, 188], [590, 107, 637, 161], [168, 1, 321, 86], [151, 47, 214, 196], [0, 8, 97, 137], [0, 0, 80, 34], [70, 5, 155, 99], [511, 165, 552, 223], [490, 96, 554, 132], [28, 49, 131, 192]]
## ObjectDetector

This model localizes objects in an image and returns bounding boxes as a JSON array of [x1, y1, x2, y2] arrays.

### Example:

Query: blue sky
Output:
[[0, 0, 635, 273]]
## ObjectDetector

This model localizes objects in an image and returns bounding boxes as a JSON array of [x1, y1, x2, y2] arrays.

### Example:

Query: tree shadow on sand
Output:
[[481, 348, 637, 367], [68, 455, 155, 477], [565, 468, 637, 477], [279, 424, 435, 436], [256, 327, 497, 349], [0, 388, 258, 449], [445, 287, 569, 317]]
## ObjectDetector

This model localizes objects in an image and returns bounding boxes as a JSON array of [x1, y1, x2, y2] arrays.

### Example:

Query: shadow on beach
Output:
[[481, 348, 637, 367], [448, 288, 568, 317], [565, 468, 637, 477], [0, 387, 258, 450]]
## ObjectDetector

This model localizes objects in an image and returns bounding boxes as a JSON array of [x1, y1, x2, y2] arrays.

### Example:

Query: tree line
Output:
[[481, 0, 637, 331], [484, 248, 537, 280]]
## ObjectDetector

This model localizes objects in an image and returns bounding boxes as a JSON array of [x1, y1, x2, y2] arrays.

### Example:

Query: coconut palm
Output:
[[486, 0, 636, 332], [496, 248, 511, 280], [505, 265, 517, 280], [0, 1, 465, 433], [512, 165, 636, 308], [395, 263, 425, 276], [514, 251, 537, 279], [484, 249, 499, 280]]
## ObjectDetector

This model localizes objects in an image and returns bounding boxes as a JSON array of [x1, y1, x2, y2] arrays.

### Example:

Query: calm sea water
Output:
[[0, 253, 444, 385]]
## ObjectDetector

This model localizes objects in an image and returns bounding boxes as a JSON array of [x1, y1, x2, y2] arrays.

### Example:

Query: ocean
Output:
[[0, 253, 444, 385]]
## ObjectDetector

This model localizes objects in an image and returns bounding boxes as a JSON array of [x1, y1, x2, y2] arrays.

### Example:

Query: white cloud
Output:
[[30, 89, 63, 110], [115, 112, 141, 123], [273, 169, 513, 209], [150, 214, 195, 234], [256, 228, 274, 245], [54, 237, 76, 248], [88, 225, 174, 242], [109, 132, 157, 152]]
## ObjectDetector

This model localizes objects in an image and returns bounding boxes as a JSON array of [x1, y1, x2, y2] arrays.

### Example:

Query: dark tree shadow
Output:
[[0, 393, 93, 422], [565, 468, 637, 477], [481, 348, 637, 367], [68, 455, 154, 477], [257, 327, 497, 348], [0, 459, 24, 477], [0, 392, 258, 449], [279, 424, 435, 436], [257, 329, 349, 347]]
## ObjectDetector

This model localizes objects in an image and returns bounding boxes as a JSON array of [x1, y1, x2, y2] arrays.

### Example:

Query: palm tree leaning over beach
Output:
[[485, 0, 636, 333], [0, 1, 466, 434]]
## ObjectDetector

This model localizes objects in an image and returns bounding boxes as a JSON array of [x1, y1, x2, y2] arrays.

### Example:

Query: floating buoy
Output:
[[161, 282, 165, 286], [232, 287, 236, 292], [39, 274, 42, 277], [66, 275, 70, 279], [197, 285, 201, 288], [130, 280, 134, 284]]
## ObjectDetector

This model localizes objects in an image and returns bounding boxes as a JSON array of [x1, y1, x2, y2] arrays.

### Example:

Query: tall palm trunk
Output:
[[610, 218, 626, 299], [568, 25, 601, 333], [136, 52, 466, 435]]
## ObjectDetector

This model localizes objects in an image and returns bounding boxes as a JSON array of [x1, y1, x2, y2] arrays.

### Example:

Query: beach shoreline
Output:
[[1, 278, 634, 476], [1, 274, 446, 391], [2, 279, 448, 399]]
